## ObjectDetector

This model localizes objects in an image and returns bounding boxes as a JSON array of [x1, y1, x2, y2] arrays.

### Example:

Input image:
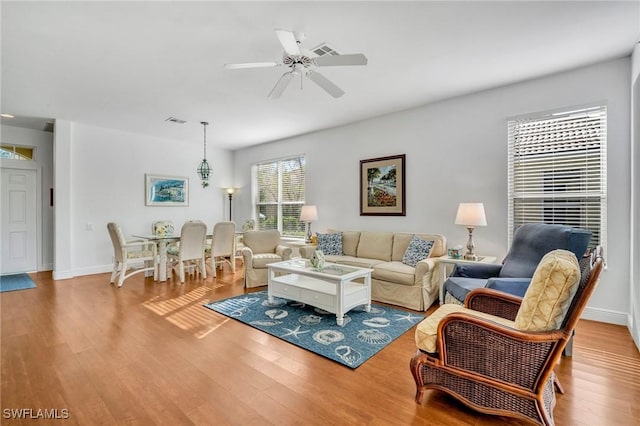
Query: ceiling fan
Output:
[[224, 29, 368, 99]]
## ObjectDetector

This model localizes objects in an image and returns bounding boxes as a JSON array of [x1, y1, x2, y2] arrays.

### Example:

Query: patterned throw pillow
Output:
[[402, 236, 434, 267], [316, 232, 343, 255]]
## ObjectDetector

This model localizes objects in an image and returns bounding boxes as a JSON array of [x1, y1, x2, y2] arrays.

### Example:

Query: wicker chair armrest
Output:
[[437, 312, 564, 390], [464, 288, 522, 320]]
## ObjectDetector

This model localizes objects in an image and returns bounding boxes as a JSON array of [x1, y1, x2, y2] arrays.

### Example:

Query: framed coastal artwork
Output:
[[145, 174, 189, 206], [360, 154, 405, 216]]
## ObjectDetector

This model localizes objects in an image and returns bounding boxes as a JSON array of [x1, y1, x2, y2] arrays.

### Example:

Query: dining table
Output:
[[132, 233, 181, 282]]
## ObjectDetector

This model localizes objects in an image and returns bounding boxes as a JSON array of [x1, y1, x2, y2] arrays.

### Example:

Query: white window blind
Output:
[[254, 156, 306, 237], [507, 105, 607, 251]]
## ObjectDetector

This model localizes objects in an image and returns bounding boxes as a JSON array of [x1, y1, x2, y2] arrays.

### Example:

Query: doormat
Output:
[[0, 273, 37, 293]]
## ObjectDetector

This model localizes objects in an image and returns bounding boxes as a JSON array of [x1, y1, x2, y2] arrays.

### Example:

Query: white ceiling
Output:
[[2, 1, 639, 150]]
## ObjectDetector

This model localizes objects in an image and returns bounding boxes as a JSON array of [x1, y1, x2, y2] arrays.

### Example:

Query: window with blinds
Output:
[[507, 105, 607, 251], [254, 156, 306, 237]]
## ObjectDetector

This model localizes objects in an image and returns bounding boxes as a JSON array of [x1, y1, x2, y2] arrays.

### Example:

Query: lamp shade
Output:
[[300, 205, 319, 222], [455, 203, 487, 227]]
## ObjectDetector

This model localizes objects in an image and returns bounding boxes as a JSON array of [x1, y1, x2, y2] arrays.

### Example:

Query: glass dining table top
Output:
[[132, 233, 212, 240], [133, 233, 181, 240]]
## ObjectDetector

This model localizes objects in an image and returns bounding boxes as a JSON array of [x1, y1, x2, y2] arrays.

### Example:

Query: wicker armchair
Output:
[[411, 247, 604, 426]]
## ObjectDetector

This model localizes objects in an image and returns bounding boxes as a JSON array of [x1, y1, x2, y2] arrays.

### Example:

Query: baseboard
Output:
[[52, 270, 74, 280], [40, 263, 53, 271], [581, 306, 628, 325], [74, 264, 114, 277]]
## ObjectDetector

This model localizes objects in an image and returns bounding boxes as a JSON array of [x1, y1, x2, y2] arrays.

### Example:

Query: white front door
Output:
[[1, 168, 37, 274]]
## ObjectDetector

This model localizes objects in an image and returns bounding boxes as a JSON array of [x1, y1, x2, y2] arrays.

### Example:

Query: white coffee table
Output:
[[267, 259, 372, 326]]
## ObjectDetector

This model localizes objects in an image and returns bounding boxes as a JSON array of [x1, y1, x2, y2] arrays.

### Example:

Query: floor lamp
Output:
[[225, 188, 236, 221]]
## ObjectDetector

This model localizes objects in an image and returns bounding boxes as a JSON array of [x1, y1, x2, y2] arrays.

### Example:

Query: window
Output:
[[0, 145, 34, 160], [253, 155, 306, 238], [507, 105, 607, 252]]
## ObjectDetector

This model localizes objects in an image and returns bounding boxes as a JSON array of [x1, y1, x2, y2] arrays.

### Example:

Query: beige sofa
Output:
[[299, 230, 446, 311]]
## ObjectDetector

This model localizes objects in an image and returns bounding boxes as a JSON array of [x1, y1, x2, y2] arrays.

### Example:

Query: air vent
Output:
[[310, 43, 341, 57], [165, 117, 187, 124]]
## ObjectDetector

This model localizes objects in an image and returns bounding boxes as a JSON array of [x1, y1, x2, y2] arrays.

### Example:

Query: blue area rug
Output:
[[0, 273, 37, 293], [204, 291, 424, 368]]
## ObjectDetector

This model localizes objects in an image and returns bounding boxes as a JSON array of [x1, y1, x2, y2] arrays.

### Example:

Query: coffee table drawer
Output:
[[271, 280, 302, 299], [300, 288, 334, 308]]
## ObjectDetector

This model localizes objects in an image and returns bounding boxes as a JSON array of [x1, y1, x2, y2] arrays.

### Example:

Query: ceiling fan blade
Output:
[[275, 29, 300, 56], [307, 71, 345, 98], [268, 72, 294, 99], [224, 62, 279, 70], [314, 53, 368, 67]]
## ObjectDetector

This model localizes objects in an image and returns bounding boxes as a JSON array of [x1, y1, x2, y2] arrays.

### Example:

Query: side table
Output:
[[438, 255, 498, 304]]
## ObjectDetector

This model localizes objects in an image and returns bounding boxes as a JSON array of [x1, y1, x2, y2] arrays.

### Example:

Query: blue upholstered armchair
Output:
[[443, 223, 591, 304]]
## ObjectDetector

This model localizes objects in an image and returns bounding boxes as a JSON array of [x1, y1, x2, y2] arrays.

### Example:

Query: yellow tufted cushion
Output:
[[415, 304, 515, 353], [514, 249, 580, 332]]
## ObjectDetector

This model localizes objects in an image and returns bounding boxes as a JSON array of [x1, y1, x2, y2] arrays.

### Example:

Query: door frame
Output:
[[0, 161, 42, 273]]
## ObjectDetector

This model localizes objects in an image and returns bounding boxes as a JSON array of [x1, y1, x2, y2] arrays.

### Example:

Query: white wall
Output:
[[0, 124, 54, 271], [630, 43, 640, 346], [234, 57, 632, 324], [54, 122, 234, 278]]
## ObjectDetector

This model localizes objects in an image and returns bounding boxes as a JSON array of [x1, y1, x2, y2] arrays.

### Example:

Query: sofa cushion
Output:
[[357, 231, 393, 261], [392, 233, 414, 261], [316, 232, 343, 255], [328, 230, 361, 257], [402, 236, 434, 267], [415, 304, 515, 353], [327, 255, 384, 269], [372, 261, 416, 286], [514, 249, 580, 332]]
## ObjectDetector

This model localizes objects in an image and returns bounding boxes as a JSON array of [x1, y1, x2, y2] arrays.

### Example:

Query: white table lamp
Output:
[[455, 203, 487, 261], [300, 205, 319, 243]]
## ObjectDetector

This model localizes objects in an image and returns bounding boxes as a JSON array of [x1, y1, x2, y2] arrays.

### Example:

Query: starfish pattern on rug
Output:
[[393, 313, 423, 323], [281, 325, 311, 339]]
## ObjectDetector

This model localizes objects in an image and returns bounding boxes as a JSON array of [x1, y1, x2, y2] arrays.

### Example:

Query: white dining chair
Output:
[[107, 222, 157, 287], [205, 221, 236, 277], [167, 220, 207, 283]]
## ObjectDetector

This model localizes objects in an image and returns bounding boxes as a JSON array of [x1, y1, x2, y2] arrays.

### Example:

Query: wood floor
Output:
[[1, 266, 639, 425]]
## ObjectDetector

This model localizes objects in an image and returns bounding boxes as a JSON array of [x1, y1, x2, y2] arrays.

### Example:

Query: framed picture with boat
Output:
[[360, 154, 405, 216], [145, 174, 189, 206]]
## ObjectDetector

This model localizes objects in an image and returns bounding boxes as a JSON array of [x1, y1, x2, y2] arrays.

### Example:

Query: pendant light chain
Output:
[[202, 121, 207, 158]]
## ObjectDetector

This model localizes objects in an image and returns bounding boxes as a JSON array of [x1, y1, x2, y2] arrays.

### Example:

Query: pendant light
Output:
[[197, 121, 211, 188]]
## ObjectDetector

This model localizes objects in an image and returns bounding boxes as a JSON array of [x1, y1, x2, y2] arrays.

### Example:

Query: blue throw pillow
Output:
[[316, 232, 343, 256], [402, 236, 434, 267]]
